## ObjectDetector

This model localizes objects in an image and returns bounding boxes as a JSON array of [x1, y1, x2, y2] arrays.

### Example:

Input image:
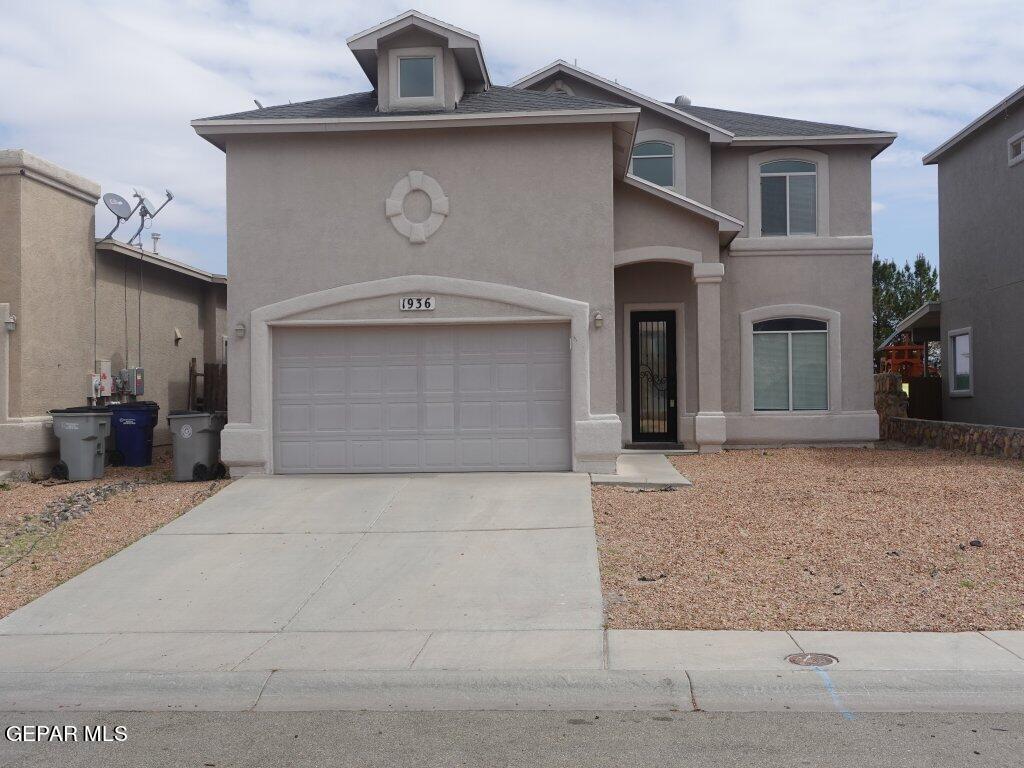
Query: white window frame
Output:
[[948, 326, 974, 397], [631, 128, 686, 194], [740, 303, 841, 415], [387, 46, 445, 110], [759, 160, 817, 237], [747, 148, 830, 240], [1009, 128, 1024, 168], [752, 321, 829, 411]]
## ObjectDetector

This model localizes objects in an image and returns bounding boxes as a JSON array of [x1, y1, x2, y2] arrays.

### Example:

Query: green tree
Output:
[[872, 253, 939, 350]]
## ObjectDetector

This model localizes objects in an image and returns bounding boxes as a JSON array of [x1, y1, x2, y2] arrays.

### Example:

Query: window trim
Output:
[[630, 128, 686, 194], [387, 46, 445, 110], [747, 148, 830, 240], [948, 326, 974, 397], [740, 303, 841, 415], [752, 324, 829, 411], [1009, 129, 1024, 168], [759, 161, 817, 236]]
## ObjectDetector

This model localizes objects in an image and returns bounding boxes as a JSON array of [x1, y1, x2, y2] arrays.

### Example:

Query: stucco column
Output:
[[693, 263, 726, 452]]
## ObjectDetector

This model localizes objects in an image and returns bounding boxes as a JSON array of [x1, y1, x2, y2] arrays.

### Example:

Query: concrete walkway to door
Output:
[[0, 474, 603, 679]]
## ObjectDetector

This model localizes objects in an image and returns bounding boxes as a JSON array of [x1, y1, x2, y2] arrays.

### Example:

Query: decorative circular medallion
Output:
[[385, 171, 449, 243]]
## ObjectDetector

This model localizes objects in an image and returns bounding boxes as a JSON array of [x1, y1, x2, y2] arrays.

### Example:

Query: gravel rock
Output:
[[1, 453, 231, 618], [593, 447, 1024, 632]]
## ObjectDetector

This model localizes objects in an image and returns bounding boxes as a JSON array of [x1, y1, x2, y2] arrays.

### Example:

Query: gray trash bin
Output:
[[49, 407, 112, 481], [167, 411, 226, 481]]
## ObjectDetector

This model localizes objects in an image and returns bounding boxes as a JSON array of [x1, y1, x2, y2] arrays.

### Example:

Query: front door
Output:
[[630, 311, 677, 443]]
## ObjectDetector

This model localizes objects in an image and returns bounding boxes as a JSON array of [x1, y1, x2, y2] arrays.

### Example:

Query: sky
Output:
[[1, 0, 1021, 275]]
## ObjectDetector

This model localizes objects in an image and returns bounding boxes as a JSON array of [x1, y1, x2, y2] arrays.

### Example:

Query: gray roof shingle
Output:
[[679, 104, 889, 137], [199, 86, 630, 121]]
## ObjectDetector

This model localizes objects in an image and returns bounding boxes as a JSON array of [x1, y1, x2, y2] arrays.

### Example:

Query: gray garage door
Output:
[[273, 323, 572, 473]]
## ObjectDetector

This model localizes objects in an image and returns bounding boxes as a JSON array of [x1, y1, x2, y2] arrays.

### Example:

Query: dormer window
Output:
[[399, 56, 435, 98], [386, 46, 445, 110]]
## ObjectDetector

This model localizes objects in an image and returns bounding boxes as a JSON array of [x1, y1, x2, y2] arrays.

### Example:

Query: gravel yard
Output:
[[594, 446, 1024, 631], [0, 453, 230, 618]]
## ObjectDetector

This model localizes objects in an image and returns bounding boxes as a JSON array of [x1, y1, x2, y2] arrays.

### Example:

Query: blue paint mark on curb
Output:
[[814, 666, 854, 721]]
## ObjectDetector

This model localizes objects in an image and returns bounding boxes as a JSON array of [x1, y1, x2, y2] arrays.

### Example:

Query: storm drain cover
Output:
[[787, 652, 839, 667]]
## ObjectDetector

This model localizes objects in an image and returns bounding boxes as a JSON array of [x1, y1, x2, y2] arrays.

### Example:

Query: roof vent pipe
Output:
[[674, 95, 692, 107]]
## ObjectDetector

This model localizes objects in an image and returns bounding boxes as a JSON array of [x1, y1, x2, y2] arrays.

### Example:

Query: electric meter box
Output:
[[120, 367, 145, 396]]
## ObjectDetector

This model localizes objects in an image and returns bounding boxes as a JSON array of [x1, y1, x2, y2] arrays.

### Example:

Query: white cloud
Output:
[[2, 0, 1021, 272], [872, 201, 886, 214]]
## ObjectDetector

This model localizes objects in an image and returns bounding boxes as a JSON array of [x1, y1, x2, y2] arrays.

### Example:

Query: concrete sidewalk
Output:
[[591, 453, 692, 489], [1, 629, 1023, 712]]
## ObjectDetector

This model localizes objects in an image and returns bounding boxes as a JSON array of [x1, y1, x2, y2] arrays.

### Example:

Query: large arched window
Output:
[[631, 141, 674, 187], [752, 317, 828, 410], [760, 159, 817, 236]]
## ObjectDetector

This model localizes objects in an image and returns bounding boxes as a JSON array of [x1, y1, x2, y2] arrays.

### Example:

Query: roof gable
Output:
[[512, 60, 734, 143], [512, 60, 895, 151], [346, 10, 490, 90], [923, 84, 1024, 165]]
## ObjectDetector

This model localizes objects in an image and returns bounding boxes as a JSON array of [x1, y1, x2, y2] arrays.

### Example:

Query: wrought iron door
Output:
[[630, 311, 677, 443]]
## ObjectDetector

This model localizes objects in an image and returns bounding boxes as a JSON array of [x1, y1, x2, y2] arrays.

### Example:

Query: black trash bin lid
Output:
[[49, 406, 112, 414], [110, 400, 160, 410]]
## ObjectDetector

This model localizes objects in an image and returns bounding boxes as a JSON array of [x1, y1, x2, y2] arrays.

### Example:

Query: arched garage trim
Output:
[[614, 245, 703, 268], [222, 275, 620, 474]]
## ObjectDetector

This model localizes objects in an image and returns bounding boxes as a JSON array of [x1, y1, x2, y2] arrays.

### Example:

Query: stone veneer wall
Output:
[[874, 373, 1024, 459]]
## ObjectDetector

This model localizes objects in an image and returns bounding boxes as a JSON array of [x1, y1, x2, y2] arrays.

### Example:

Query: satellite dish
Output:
[[141, 198, 158, 217], [103, 193, 132, 220]]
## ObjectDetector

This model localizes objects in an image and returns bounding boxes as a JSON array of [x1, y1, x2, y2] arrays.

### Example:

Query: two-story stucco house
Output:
[[192, 11, 895, 476], [904, 84, 1024, 428]]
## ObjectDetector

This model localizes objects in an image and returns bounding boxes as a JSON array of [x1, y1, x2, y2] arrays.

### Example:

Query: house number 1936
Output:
[[399, 296, 436, 311]]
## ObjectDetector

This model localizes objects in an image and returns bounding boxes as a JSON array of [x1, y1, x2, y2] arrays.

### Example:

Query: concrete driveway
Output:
[[0, 473, 604, 676]]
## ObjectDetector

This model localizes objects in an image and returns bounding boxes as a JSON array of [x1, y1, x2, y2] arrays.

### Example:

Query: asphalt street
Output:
[[1, 711, 1021, 767]]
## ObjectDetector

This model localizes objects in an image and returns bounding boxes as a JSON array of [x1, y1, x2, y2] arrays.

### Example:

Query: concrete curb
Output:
[[3, 668, 1024, 713]]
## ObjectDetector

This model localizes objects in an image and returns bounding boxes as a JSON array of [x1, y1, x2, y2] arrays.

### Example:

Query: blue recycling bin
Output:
[[109, 401, 160, 467]]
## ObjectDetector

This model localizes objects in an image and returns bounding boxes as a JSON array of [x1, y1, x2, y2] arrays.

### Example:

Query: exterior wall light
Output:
[[4, 315, 15, 332], [234, 322, 247, 339], [593, 312, 604, 329]]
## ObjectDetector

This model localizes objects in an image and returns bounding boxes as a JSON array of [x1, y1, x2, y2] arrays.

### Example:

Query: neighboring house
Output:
[[902, 84, 1024, 428], [192, 10, 894, 476], [0, 150, 227, 474]]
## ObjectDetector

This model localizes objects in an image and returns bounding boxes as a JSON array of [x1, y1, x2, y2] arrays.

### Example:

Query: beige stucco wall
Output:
[[613, 183, 720, 260], [718, 251, 877, 442], [5, 169, 98, 420], [635, 111, 712, 203], [711, 144, 874, 236], [224, 123, 618, 428], [95, 251, 226, 447], [526, 75, 713, 204], [0, 152, 227, 470]]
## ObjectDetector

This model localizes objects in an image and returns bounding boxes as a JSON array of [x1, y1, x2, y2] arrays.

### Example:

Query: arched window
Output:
[[752, 317, 828, 410], [631, 141, 674, 187], [760, 159, 816, 236]]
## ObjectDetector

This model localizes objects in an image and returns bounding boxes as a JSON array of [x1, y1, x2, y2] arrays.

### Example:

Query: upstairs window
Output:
[[1010, 131, 1024, 168], [760, 159, 817, 236], [631, 141, 674, 187], [753, 318, 828, 411], [399, 56, 435, 98]]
